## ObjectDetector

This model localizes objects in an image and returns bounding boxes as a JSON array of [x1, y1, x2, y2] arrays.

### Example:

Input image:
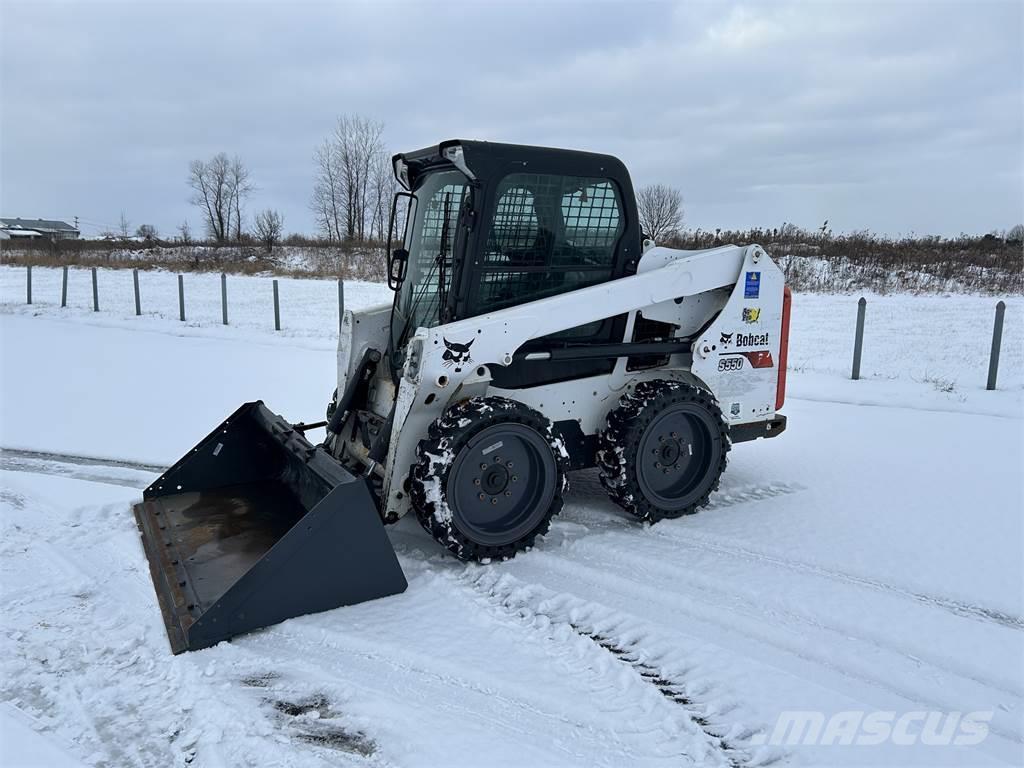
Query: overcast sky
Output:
[[2, 0, 1021, 239]]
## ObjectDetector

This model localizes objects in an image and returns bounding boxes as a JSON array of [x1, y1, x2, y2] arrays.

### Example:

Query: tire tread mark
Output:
[[461, 569, 782, 768]]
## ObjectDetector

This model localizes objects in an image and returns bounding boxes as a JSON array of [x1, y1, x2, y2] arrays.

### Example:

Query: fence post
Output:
[[61, 266, 68, 308], [221, 273, 229, 325], [26, 265, 32, 305], [337, 278, 344, 333], [987, 301, 1005, 391], [91, 267, 99, 312], [133, 269, 141, 316], [851, 296, 866, 380], [273, 279, 281, 331], [178, 274, 185, 322]]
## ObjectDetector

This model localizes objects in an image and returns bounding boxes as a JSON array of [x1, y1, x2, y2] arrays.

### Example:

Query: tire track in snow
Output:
[[455, 568, 782, 768], [703, 481, 807, 511], [655, 529, 1024, 631], [555, 537, 1023, 699], [0, 448, 160, 489], [233, 599, 670, 767], [516, 548, 1024, 746], [567, 474, 1022, 631]]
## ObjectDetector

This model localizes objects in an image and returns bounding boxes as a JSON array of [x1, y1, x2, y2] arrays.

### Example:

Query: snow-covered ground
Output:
[[1, 266, 1021, 767]]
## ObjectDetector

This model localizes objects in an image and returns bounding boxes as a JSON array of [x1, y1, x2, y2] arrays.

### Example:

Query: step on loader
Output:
[[135, 140, 791, 653]]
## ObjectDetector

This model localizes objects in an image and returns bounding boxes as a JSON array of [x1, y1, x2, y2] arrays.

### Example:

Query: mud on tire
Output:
[[597, 380, 729, 523], [410, 397, 569, 562]]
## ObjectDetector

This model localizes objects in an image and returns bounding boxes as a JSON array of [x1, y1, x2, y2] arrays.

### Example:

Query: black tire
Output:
[[410, 397, 568, 561], [597, 380, 729, 523]]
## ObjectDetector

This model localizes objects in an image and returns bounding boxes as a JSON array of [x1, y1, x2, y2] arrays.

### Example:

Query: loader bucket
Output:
[[132, 401, 407, 654]]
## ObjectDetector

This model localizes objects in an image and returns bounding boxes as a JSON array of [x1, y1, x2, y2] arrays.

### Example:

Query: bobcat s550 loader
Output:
[[134, 140, 791, 653]]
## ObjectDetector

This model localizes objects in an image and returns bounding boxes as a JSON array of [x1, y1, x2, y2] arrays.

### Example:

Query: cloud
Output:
[[1, 0, 1020, 238]]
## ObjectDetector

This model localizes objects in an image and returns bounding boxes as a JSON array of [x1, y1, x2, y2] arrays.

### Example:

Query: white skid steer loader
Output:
[[134, 140, 791, 653]]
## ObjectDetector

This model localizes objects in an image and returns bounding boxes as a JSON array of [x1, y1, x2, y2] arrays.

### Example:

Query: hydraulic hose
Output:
[[326, 348, 381, 436]]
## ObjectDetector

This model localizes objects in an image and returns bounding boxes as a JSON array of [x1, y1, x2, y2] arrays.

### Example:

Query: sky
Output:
[[2, 0, 1022, 239]]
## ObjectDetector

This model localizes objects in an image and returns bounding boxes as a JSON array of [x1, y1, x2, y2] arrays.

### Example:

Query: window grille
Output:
[[476, 173, 623, 317]]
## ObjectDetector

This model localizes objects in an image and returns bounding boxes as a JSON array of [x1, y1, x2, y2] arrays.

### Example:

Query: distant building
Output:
[[0, 217, 80, 242]]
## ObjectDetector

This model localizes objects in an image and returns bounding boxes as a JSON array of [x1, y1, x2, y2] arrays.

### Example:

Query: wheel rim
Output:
[[636, 403, 720, 511], [447, 423, 557, 547]]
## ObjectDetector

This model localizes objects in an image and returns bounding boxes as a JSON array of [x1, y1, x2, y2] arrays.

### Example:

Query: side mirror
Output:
[[388, 248, 409, 290]]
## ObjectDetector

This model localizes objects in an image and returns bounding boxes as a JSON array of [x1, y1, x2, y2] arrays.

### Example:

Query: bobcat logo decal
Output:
[[442, 337, 474, 373], [719, 332, 734, 348]]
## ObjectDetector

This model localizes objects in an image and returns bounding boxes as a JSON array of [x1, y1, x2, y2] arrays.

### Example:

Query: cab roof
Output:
[[393, 140, 630, 191]]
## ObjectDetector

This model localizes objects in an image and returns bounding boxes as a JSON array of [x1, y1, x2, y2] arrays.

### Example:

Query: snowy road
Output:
[[1, 278, 1022, 767]]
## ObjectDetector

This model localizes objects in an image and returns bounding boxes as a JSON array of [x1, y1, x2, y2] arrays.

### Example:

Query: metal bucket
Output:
[[133, 402, 407, 654]]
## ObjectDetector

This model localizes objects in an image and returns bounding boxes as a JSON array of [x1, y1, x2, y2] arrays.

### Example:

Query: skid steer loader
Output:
[[134, 140, 791, 653]]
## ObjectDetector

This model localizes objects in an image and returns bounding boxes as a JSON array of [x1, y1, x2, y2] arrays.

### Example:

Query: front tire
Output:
[[597, 380, 729, 523], [410, 397, 568, 561]]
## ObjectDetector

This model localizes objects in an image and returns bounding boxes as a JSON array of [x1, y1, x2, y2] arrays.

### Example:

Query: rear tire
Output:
[[410, 397, 567, 562], [597, 380, 729, 523]]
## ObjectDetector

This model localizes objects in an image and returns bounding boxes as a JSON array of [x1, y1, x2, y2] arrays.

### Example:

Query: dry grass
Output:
[[0, 238, 387, 282], [663, 228, 1022, 294], [4, 228, 1021, 294]]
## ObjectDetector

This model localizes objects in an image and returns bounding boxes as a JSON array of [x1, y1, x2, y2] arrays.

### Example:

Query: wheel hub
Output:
[[658, 439, 682, 466], [480, 463, 510, 495]]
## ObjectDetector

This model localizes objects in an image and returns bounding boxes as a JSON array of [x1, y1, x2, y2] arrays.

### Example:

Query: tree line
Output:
[[176, 114, 397, 252], [181, 113, 686, 251]]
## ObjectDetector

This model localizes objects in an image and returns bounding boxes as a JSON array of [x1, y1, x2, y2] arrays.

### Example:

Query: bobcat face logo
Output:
[[719, 332, 733, 348], [442, 337, 474, 372]]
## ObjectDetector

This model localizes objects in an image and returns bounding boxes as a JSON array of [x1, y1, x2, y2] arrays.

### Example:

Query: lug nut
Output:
[[504, 490, 512, 496], [494, 456, 501, 462], [491, 498, 498, 505], [512, 475, 518, 482], [480, 463, 488, 470], [474, 479, 480, 486], [478, 493, 486, 501], [506, 462, 514, 468], [655, 462, 662, 469]]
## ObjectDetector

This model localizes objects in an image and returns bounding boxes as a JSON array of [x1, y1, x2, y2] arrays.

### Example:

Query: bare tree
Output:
[[188, 153, 250, 244], [252, 208, 284, 252], [177, 220, 193, 244], [370, 148, 397, 241], [636, 184, 684, 241], [311, 138, 343, 242], [311, 115, 387, 242], [118, 211, 131, 238], [228, 156, 254, 241], [135, 224, 158, 240]]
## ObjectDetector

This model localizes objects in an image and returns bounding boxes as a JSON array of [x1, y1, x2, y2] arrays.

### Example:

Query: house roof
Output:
[[5, 229, 44, 237], [0, 217, 78, 232]]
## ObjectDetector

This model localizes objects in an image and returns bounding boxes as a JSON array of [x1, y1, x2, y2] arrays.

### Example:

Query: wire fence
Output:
[[21, 264, 350, 337], [15, 264, 1012, 391]]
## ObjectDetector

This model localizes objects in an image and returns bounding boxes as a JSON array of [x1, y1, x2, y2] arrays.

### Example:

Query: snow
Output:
[[0, 703, 86, 767], [0, 265, 1022, 767]]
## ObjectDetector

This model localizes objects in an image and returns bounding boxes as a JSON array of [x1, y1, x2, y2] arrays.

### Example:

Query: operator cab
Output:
[[387, 140, 643, 386]]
